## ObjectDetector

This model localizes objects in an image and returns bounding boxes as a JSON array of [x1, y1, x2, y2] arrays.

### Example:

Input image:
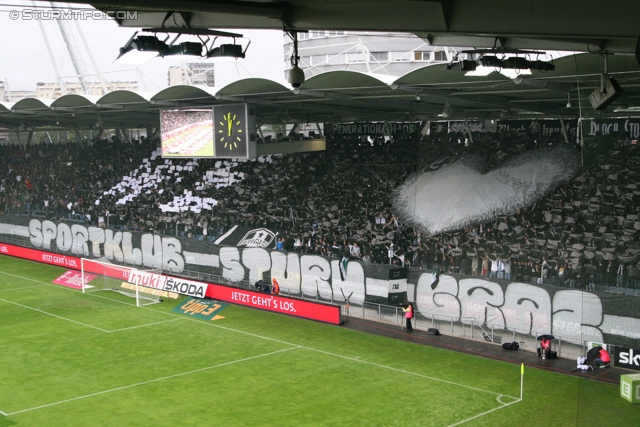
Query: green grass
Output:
[[0, 255, 638, 427]]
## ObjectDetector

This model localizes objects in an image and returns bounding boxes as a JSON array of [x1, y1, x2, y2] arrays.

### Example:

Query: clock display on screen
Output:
[[213, 104, 248, 158]]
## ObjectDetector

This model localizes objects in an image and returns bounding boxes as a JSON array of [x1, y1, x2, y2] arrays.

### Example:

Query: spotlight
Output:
[[478, 55, 504, 68], [114, 34, 168, 64], [566, 94, 572, 108], [415, 94, 421, 101], [504, 57, 530, 69], [206, 43, 245, 61], [165, 42, 203, 57], [528, 60, 555, 71]]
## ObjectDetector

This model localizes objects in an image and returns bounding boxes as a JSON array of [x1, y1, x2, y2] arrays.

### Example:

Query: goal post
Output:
[[81, 258, 163, 307]]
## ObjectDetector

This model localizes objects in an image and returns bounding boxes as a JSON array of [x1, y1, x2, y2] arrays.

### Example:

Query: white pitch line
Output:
[[0, 408, 8, 416], [0, 271, 179, 333], [106, 318, 183, 333], [0, 284, 47, 293], [0, 296, 109, 333], [0, 270, 516, 403], [446, 397, 522, 427], [297, 345, 511, 397], [496, 395, 519, 405], [141, 307, 518, 399], [6, 346, 300, 416], [0, 271, 65, 287]]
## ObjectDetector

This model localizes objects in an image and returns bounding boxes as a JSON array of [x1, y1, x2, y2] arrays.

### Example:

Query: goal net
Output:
[[81, 258, 163, 307]]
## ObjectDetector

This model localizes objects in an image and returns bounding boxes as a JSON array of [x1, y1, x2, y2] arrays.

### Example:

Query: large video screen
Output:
[[160, 109, 214, 157]]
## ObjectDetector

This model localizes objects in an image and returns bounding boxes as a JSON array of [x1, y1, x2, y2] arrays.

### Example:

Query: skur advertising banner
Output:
[[206, 282, 341, 325], [0, 241, 81, 268], [163, 277, 207, 298], [614, 346, 640, 371], [172, 297, 228, 321]]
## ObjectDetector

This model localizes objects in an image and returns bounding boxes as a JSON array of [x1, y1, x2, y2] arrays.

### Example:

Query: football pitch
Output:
[[0, 256, 638, 427]]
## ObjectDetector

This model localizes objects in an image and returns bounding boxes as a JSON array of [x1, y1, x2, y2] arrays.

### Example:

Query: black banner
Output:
[[331, 122, 422, 136], [584, 118, 640, 139], [429, 121, 484, 135], [497, 119, 578, 137]]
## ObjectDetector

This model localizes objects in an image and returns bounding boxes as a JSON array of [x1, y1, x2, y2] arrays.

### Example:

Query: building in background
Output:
[[283, 31, 458, 78], [34, 81, 139, 99], [167, 63, 216, 86], [0, 81, 35, 102]]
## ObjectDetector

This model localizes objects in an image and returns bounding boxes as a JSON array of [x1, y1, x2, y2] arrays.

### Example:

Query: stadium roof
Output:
[[64, 0, 640, 55], [1, 53, 640, 132]]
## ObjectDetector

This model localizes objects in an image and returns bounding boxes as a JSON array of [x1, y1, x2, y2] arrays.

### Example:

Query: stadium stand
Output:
[[1, 128, 639, 295]]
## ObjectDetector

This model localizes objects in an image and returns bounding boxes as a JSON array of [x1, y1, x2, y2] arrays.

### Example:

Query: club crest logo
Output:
[[238, 228, 276, 248]]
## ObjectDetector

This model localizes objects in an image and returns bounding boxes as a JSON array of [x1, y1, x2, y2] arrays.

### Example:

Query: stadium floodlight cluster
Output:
[[115, 28, 249, 64], [445, 48, 555, 74]]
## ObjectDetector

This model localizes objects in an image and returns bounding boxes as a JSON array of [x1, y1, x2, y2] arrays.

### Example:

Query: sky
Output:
[[0, 1, 286, 92]]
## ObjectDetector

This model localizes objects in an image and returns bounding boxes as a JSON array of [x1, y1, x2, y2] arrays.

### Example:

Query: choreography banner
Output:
[[391, 145, 581, 236], [1, 216, 640, 347]]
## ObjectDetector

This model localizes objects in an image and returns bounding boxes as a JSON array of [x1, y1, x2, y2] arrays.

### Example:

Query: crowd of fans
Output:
[[1, 125, 640, 294]]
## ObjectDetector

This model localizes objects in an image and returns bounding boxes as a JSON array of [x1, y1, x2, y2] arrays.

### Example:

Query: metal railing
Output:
[[349, 300, 583, 359]]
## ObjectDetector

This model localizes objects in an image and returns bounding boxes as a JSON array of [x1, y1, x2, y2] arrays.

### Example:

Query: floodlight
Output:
[[164, 42, 203, 57], [206, 43, 245, 61], [114, 34, 168, 64], [504, 57, 530, 69], [528, 60, 555, 71], [478, 55, 504, 68]]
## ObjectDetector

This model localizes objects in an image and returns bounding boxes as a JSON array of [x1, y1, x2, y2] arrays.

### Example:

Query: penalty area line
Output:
[[0, 284, 48, 293], [106, 318, 184, 333], [0, 296, 109, 332], [4, 346, 300, 417], [446, 397, 522, 427]]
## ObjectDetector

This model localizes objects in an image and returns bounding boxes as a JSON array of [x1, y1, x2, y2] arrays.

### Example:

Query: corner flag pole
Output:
[[520, 363, 524, 400]]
